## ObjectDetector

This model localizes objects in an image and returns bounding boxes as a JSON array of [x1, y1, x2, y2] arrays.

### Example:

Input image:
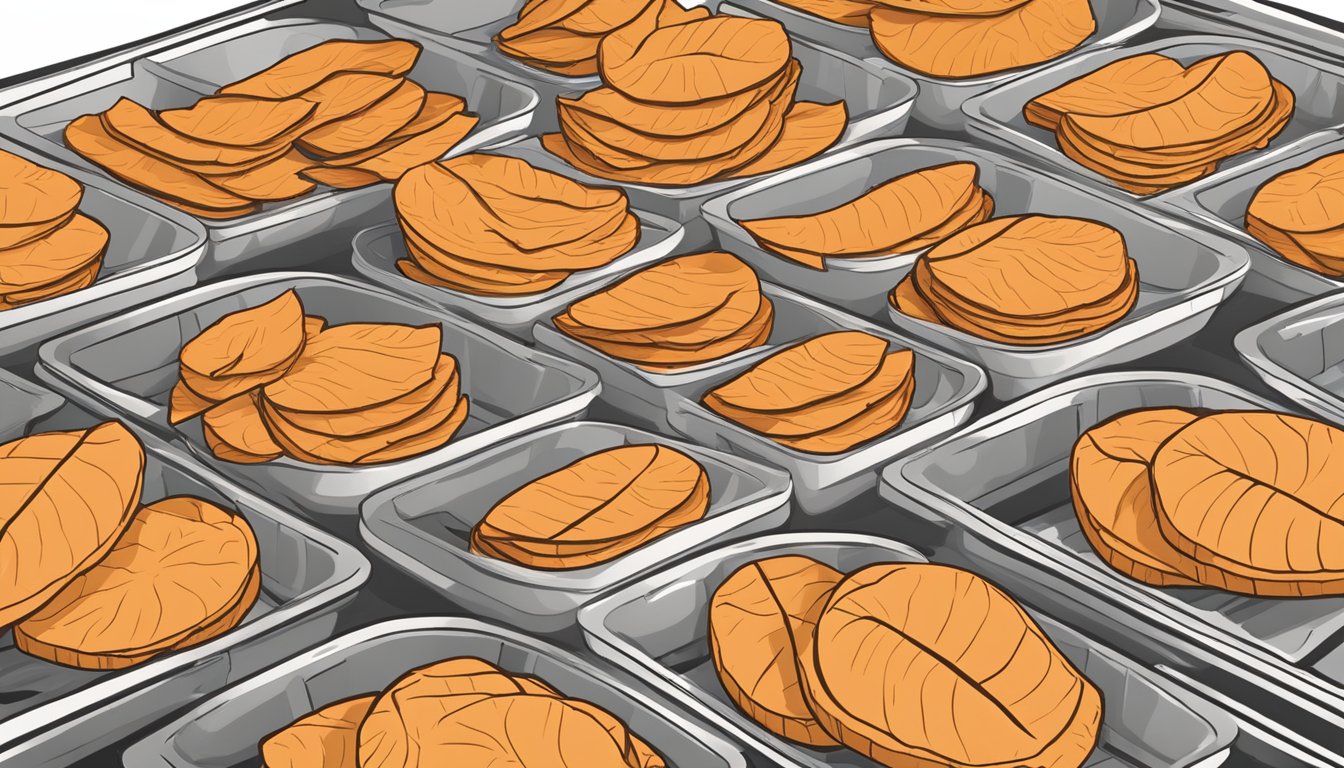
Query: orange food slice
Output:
[[319, 92, 467, 166], [263, 322, 441, 413], [1025, 53, 1190, 131], [220, 39, 422, 99], [0, 149, 83, 249], [202, 392, 284, 464], [180, 288, 307, 380], [298, 79, 428, 158], [775, 0, 879, 25], [561, 251, 759, 333], [0, 213, 109, 293], [268, 353, 459, 436], [101, 98, 291, 167], [157, 94, 315, 146], [260, 695, 376, 768], [709, 331, 888, 413], [300, 166, 384, 189], [1248, 150, 1344, 234], [338, 111, 479, 181], [200, 148, 316, 202]]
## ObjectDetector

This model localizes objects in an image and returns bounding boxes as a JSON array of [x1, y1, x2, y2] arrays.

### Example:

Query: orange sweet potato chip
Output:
[[15, 495, 259, 669], [157, 94, 316, 146], [260, 695, 376, 768], [263, 322, 440, 413], [0, 149, 83, 248], [561, 251, 757, 332], [1025, 53, 1190, 131], [202, 392, 285, 464], [709, 331, 888, 414], [338, 111, 479, 181], [219, 39, 422, 99], [320, 92, 466, 166], [181, 288, 307, 380], [300, 166, 384, 189], [774, 0, 879, 25], [102, 98, 294, 167], [268, 353, 459, 437], [200, 149, 316, 202], [298, 80, 427, 158], [0, 213, 108, 298]]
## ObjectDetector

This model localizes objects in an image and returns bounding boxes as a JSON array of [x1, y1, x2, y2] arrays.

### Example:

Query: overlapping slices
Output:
[[64, 39, 480, 219], [890, 215, 1138, 345], [1074, 409, 1344, 597], [167, 289, 468, 466], [494, 0, 710, 76], [1, 421, 260, 670], [1026, 51, 1295, 194], [470, 444, 709, 570], [1246, 151, 1344, 277], [544, 10, 847, 187], [554, 251, 774, 371], [737, 162, 994, 270], [393, 153, 640, 296], [704, 331, 915, 454], [869, 0, 1096, 79], [261, 657, 666, 768], [709, 558, 1102, 768], [0, 150, 109, 308]]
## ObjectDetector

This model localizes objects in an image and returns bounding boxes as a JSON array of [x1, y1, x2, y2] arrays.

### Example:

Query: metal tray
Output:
[[1236, 291, 1344, 428], [350, 142, 687, 342], [0, 399, 368, 768], [579, 532, 1239, 768], [0, 139, 205, 363], [730, 0, 1160, 131], [666, 293, 985, 516], [0, 367, 64, 442], [360, 421, 792, 635], [33, 273, 600, 522], [1157, 129, 1344, 303], [534, 280, 890, 434], [0, 17, 539, 279], [122, 617, 746, 768], [809, 141, 1253, 400], [962, 35, 1344, 200], [883, 370, 1344, 666]]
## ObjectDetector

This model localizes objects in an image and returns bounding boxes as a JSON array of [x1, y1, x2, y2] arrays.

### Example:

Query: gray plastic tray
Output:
[[0, 401, 368, 768], [0, 367, 64, 442], [962, 35, 1344, 200], [351, 171, 686, 341], [883, 370, 1344, 667], [667, 294, 985, 515], [808, 141, 1252, 400], [730, 0, 1160, 130], [33, 273, 600, 521], [579, 532, 1239, 768], [1236, 292, 1344, 428], [1157, 129, 1344, 303], [360, 421, 792, 634], [122, 617, 746, 768], [0, 139, 205, 362], [0, 17, 539, 279]]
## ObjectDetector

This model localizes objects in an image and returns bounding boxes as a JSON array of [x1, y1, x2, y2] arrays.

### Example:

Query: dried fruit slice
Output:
[[870, 0, 1096, 79], [298, 80, 427, 157], [496, 0, 662, 76], [321, 92, 467, 166], [576, 297, 775, 369], [296, 73, 406, 133], [1025, 53, 1191, 131], [264, 323, 441, 413], [170, 380, 217, 424], [200, 149, 316, 202], [14, 495, 260, 670], [203, 392, 284, 464], [157, 94, 315, 146], [709, 555, 844, 746], [1, 260, 101, 307], [101, 98, 291, 167], [260, 695, 376, 768], [1151, 411, 1344, 596], [0, 150, 83, 249], [561, 251, 758, 333], [338, 111, 479, 181], [769, 374, 914, 454], [301, 167, 383, 189], [1071, 408, 1202, 588], [800, 563, 1103, 768], [709, 331, 888, 414], [220, 39, 422, 99], [268, 353, 458, 436], [879, 0, 1032, 13], [180, 289, 306, 380], [774, 0, 879, 25], [0, 213, 108, 294], [264, 383, 467, 465], [725, 100, 848, 180], [0, 422, 145, 629]]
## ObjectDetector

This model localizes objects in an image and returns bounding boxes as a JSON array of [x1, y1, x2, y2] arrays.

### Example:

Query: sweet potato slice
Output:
[[268, 353, 458, 436], [800, 563, 1103, 768], [296, 72, 406, 132], [1025, 53, 1191, 131], [298, 79, 427, 157], [576, 296, 775, 369], [260, 695, 375, 768], [102, 98, 290, 167], [220, 39, 422, 99], [263, 322, 440, 413], [170, 380, 217, 425], [300, 166, 383, 189], [0, 422, 145, 629], [180, 289, 306, 380], [1151, 411, 1344, 596], [1070, 408, 1202, 588], [0, 213, 108, 293], [769, 375, 913, 454], [1248, 150, 1344, 234], [157, 94, 315, 146], [709, 555, 844, 746], [400, 225, 572, 286], [320, 92, 466, 166], [870, 0, 1096, 78], [0, 149, 83, 249], [602, 16, 790, 104], [561, 251, 759, 333], [775, 0, 879, 25], [201, 148, 316, 202], [708, 331, 888, 414], [726, 100, 848, 180], [876, 0, 1032, 14], [338, 111, 479, 181], [202, 392, 284, 464]]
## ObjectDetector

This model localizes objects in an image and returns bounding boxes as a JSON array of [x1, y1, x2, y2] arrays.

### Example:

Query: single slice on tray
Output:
[[0, 149, 83, 249], [260, 695, 376, 768], [156, 94, 316, 146], [14, 495, 260, 669], [1248, 151, 1344, 234], [219, 39, 422, 99], [179, 288, 307, 382]]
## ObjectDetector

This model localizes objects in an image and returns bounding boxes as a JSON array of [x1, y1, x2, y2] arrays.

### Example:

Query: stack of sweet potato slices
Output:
[[1073, 408, 1344, 596], [704, 331, 915, 454], [890, 214, 1138, 345], [264, 657, 666, 767], [1027, 51, 1294, 194], [494, 0, 710, 76], [1246, 151, 1344, 277], [709, 556, 1102, 767], [64, 39, 481, 219], [168, 289, 469, 465], [869, 0, 1096, 78], [470, 444, 709, 569], [555, 251, 774, 371], [1, 421, 261, 670], [394, 153, 640, 296], [0, 150, 109, 308], [545, 8, 847, 186], [737, 162, 994, 270]]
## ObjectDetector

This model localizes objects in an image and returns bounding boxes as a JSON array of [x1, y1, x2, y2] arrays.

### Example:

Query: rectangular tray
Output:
[[360, 421, 792, 634], [883, 370, 1344, 666], [0, 139, 205, 362], [1156, 129, 1344, 303], [578, 532, 1239, 768], [962, 35, 1344, 200], [0, 17, 539, 279], [1236, 291, 1344, 428], [666, 291, 985, 515], [730, 0, 1160, 130], [33, 273, 600, 522], [122, 617, 746, 768], [0, 399, 368, 768]]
